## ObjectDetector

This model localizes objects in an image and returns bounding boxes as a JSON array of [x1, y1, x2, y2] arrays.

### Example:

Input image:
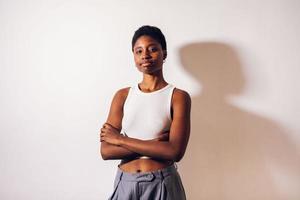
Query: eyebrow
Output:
[[134, 43, 159, 50]]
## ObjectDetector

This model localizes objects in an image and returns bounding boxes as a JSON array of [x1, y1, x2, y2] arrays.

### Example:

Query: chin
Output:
[[145, 70, 161, 75]]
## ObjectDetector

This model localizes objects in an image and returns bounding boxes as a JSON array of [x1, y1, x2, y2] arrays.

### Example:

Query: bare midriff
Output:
[[119, 158, 173, 173]]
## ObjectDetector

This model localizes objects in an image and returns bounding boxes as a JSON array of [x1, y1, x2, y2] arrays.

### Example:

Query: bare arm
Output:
[[100, 88, 140, 160], [101, 142, 139, 160], [101, 89, 191, 162], [101, 129, 169, 160]]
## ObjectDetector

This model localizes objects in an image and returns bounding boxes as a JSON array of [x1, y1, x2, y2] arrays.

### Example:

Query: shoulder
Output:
[[112, 87, 131, 105], [115, 87, 131, 98], [172, 87, 191, 106]]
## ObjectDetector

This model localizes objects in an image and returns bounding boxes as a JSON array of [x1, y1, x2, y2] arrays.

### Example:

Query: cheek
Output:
[[133, 56, 139, 65], [133, 57, 142, 70], [155, 54, 164, 64], [156, 52, 164, 60], [133, 54, 140, 61]]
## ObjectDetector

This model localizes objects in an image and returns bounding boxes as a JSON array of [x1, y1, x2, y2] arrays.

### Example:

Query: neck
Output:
[[140, 71, 167, 90]]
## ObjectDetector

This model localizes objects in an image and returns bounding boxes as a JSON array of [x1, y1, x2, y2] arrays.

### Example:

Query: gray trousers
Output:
[[108, 164, 186, 200]]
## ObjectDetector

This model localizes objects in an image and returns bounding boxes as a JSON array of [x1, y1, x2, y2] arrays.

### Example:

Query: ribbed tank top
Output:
[[121, 83, 175, 140]]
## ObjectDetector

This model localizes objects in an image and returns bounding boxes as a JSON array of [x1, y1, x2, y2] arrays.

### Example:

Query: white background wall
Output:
[[1, 0, 299, 199]]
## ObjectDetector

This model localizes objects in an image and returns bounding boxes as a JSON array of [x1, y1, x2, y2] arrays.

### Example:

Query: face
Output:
[[133, 35, 167, 75]]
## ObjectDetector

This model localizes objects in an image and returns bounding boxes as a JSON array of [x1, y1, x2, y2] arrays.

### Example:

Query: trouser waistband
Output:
[[116, 163, 178, 182]]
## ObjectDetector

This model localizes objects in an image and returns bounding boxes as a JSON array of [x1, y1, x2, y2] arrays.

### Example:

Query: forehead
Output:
[[133, 35, 161, 48]]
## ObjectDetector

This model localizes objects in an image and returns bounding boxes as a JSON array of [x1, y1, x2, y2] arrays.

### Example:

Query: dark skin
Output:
[[100, 35, 191, 173]]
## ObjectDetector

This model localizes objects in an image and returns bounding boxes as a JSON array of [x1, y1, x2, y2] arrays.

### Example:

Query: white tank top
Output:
[[121, 83, 175, 140]]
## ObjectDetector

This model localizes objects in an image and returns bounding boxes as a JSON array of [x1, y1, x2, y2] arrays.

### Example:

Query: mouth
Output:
[[141, 61, 153, 67]]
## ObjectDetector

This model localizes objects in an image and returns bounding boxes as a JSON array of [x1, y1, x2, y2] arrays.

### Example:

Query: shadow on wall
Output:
[[178, 42, 300, 200]]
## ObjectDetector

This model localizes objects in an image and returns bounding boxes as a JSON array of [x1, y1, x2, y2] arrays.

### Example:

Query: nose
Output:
[[141, 50, 151, 59]]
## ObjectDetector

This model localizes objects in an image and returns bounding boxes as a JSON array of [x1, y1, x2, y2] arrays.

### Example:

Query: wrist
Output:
[[118, 134, 126, 146]]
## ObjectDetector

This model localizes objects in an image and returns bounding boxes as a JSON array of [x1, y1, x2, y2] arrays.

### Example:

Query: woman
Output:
[[100, 25, 191, 200]]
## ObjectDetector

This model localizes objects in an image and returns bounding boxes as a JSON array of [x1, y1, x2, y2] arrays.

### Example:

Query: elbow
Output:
[[101, 151, 110, 160], [101, 152, 109, 160], [174, 156, 182, 162], [169, 149, 184, 162], [100, 145, 110, 160], [165, 142, 188, 162], [173, 153, 183, 162]]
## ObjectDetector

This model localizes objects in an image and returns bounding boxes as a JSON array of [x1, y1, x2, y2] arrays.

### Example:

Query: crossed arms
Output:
[[99, 87, 191, 162]]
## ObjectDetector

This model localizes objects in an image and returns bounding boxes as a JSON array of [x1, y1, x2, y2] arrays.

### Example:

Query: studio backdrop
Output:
[[1, 0, 299, 199]]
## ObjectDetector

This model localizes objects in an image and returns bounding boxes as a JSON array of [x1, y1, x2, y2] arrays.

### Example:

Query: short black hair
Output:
[[131, 25, 167, 52]]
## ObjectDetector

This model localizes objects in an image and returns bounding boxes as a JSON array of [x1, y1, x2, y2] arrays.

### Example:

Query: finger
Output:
[[159, 132, 169, 138], [152, 135, 162, 141], [158, 133, 169, 141], [104, 123, 120, 131], [103, 124, 113, 131], [101, 127, 110, 133], [158, 130, 169, 135], [104, 123, 112, 128]]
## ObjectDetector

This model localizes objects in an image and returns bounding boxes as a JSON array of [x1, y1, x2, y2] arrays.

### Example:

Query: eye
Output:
[[149, 46, 158, 52], [135, 49, 142, 55]]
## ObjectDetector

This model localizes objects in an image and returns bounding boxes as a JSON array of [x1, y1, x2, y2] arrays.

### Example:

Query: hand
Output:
[[151, 131, 169, 142], [100, 123, 123, 146]]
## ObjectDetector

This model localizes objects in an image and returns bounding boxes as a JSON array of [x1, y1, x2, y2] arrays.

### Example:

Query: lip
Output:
[[141, 61, 153, 66]]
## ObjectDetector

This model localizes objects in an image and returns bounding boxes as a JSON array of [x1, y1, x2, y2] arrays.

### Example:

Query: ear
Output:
[[163, 50, 167, 60]]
